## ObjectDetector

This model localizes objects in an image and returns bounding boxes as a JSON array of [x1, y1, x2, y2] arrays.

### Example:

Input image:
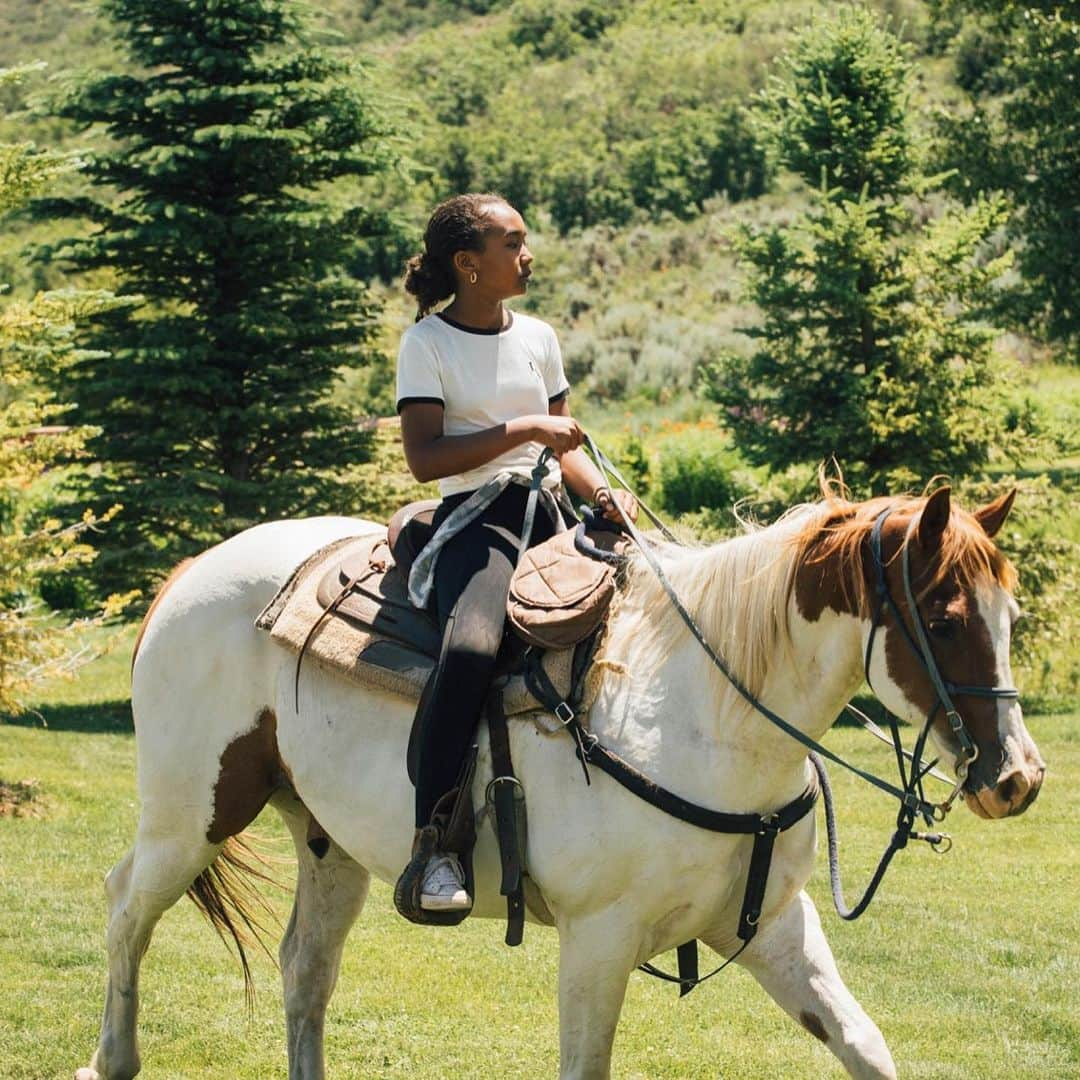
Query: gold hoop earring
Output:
[[469, 271, 478, 285]]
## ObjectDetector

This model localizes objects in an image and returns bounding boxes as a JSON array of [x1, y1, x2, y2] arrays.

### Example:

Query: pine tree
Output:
[[931, 1, 1080, 360], [0, 64, 136, 715], [705, 8, 1013, 493], [37, 0, 400, 591]]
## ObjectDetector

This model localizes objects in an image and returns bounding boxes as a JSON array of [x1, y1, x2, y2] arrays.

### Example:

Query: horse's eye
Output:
[[928, 618, 957, 640]]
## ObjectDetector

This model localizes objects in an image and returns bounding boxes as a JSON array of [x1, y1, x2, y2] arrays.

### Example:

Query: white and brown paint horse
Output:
[[76, 486, 1044, 1080]]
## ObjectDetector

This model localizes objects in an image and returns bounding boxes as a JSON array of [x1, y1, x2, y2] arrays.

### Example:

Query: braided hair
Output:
[[403, 193, 508, 320]]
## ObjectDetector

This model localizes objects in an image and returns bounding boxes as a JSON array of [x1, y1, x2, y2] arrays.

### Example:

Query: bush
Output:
[[622, 106, 768, 219], [595, 431, 652, 498], [510, 0, 625, 59], [547, 156, 635, 234], [657, 428, 748, 516]]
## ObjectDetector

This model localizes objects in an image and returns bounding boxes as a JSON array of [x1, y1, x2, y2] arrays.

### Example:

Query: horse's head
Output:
[[796, 487, 1045, 820]]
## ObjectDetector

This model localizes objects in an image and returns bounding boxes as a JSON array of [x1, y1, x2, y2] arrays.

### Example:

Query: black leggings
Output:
[[413, 484, 561, 828]]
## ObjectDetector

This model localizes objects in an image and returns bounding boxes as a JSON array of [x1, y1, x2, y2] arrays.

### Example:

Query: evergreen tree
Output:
[[931, 1, 1080, 361], [37, 0, 399, 590], [0, 64, 135, 715], [705, 8, 1012, 492]]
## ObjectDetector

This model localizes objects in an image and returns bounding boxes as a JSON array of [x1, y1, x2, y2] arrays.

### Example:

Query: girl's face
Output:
[[458, 203, 534, 301]]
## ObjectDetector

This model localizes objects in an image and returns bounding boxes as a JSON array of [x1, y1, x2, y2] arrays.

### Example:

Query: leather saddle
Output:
[[314, 498, 442, 659], [314, 498, 628, 666], [305, 498, 621, 937]]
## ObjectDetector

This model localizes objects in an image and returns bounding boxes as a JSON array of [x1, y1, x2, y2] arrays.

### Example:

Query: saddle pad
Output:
[[255, 533, 602, 718]]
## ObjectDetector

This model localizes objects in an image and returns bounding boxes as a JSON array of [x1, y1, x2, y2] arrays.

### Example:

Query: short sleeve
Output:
[[542, 325, 571, 404], [396, 328, 444, 413]]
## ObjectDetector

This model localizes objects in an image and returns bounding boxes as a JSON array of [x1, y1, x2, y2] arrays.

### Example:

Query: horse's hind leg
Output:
[[707, 890, 897, 1080], [76, 825, 222, 1080], [274, 793, 370, 1080]]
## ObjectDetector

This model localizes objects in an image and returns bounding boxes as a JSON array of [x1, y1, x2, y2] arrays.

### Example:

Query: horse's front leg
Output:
[[706, 889, 896, 1080], [556, 908, 643, 1080]]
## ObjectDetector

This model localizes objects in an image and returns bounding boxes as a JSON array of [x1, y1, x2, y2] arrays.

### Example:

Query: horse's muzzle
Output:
[[964, 762, 1045, 819]]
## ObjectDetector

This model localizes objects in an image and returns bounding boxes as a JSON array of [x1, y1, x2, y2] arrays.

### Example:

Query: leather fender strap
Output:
[[486, 686, 525, 947]]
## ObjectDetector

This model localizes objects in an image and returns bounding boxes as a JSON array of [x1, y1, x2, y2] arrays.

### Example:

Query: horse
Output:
[[74, 484, 1044, 1080]]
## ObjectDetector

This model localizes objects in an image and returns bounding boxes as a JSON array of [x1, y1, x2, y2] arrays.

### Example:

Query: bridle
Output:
[[862, 508, 1021, 823]]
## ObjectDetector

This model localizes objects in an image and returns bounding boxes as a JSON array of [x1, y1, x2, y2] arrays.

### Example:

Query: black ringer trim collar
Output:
[[436, 310, 515, 336]]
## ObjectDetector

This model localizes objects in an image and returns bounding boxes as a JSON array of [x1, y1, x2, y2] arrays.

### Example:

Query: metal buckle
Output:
[[554, 701, 575, 725], [485, 775, 523, 803], [912, 830, 953, 854], [758, 812, 780, 836]]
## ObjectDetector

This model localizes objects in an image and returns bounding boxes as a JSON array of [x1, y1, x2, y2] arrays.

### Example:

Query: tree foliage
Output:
[[391, 0, 772, 234], [931, 1, 1080, 359], [705, 8, 1015, 492], [35, 0, 400, 591], [0, 64, 135, 715]]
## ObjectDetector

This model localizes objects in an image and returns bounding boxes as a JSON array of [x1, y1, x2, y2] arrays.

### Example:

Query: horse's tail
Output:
[[185, 832, 281, 1008]]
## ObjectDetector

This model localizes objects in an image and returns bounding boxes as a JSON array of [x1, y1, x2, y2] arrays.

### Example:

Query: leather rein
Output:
[[536, 436, 1020, 991]]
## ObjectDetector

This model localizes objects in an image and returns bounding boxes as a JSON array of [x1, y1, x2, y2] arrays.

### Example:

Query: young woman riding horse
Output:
[[394, 193, 637, 913], [75, 483, 1042, 1080]]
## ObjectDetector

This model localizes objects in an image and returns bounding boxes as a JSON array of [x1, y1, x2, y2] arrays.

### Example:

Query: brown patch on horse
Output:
[[792, 510, 862, 623], [207, 708, 287, 844], [131, 555, 199, 674], [800, 1010, 829, 1043], [883, 584, 993, 714], [791, 491, 1016, 626], [791, 491, 1009, 775]]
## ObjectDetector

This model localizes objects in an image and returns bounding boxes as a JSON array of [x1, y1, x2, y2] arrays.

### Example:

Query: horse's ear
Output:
[[973, 488, 1016, 539], [917, 486, 951, 550]]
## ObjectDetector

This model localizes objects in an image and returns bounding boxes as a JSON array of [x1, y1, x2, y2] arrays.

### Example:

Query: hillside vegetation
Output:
[[0, 0, 1075, 706]]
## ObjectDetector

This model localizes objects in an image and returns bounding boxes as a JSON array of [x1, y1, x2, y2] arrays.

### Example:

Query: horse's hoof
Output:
[[74, 1068, 101, 1080]]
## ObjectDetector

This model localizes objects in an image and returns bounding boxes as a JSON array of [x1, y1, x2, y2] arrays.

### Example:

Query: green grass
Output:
[[1, 639, 1078, 1079]]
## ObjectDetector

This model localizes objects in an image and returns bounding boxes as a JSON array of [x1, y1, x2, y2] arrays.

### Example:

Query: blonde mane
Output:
[[609, 507, 817, 699], [608, 490, 1016, 698]]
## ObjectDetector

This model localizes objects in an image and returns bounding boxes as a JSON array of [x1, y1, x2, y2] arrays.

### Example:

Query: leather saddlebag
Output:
[[507, 527, 624, 650]]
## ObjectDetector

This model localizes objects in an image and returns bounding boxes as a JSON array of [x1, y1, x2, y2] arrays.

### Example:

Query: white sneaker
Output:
[[419, 853, 471, 912]]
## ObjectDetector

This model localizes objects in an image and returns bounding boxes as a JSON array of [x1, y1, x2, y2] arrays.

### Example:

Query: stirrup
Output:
[[393, 824, 471, 927]]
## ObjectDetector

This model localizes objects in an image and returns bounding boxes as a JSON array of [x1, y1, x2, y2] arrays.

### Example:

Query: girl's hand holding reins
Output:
[[594, 487, 638, 526], [528, 414, 584, 455]]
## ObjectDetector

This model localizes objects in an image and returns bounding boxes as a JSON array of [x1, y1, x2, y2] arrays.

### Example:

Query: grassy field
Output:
[[1, 629, 1078, 1080]]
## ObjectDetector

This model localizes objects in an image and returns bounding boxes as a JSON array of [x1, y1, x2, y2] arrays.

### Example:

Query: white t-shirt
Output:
[[396, 311, 571, 497]]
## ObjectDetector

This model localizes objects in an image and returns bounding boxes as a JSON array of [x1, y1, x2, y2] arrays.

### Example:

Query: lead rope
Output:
[[812, 751, 953, 923]]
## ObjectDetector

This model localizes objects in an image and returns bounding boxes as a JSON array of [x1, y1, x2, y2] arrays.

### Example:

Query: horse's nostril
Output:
[[997, 770, 1030, 808]]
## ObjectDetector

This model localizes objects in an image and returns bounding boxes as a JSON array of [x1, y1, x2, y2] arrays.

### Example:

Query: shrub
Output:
[[622, 106, 768, 219], [709, 9, 1017, 494], [657, 428, 748, 517], [510, 0, 626, 59], [547, 156, 635, 234]]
